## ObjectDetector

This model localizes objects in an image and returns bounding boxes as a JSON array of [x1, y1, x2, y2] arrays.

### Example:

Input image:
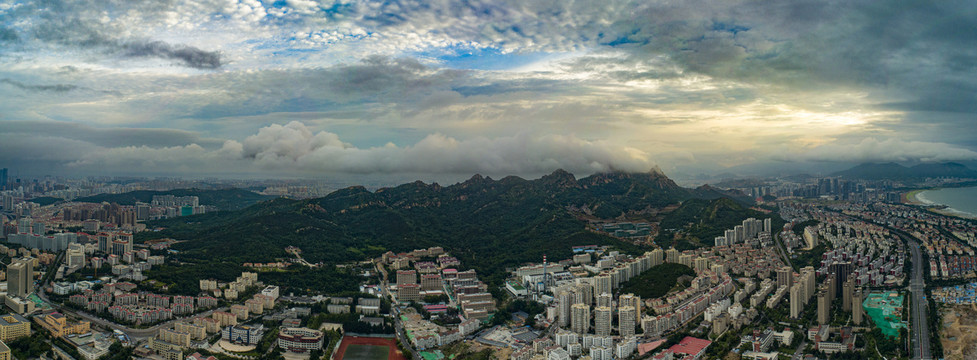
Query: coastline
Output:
[[904, 189, 928, 205], [904, 188, 977, 220]]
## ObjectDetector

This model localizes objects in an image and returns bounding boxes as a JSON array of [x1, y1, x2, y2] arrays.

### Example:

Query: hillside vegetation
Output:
[[656, 197, 781, 250], [617, 263, 696, 299], [139, 170, 761, 293]]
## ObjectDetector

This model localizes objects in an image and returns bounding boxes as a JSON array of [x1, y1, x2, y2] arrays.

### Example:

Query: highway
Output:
[[817, 208, 934, 360], [907, 241, 932, 360]]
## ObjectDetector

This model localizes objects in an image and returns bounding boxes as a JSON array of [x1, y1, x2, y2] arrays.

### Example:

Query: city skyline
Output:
[[1, 1, 976, 180]]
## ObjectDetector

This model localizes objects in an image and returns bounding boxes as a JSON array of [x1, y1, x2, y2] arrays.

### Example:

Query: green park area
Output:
[[419, 350, 446, 360], [863, 291, 907, 338]]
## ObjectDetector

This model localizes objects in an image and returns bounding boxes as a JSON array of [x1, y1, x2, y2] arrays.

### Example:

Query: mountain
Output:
[[140, 170, 757, 290], [74, 188, 275, 211], [833, 162, 977, 180], [909, 162, 977, 178], [656, 197, 781, 250], [832, 162, 911, 180]]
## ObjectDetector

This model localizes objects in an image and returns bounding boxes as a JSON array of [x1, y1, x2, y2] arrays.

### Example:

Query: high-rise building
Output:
[[801, 267, 816, 304], [396, 270, 417, 286], [594, 275, 612, 300], [789, 284, 803, 319], [649, 248, 664, 267], [618, 294, 641, 325], [852, 288, 864, 325], [725, 229, 737, 244], [694, 257, 710, 273], [17, 218, 31, 235], [618, 306, 636, 338], [6, 259, 33, 298], [136, 203, 150, 221], [0, 168, 7, 190], [828, 262, 852, 294], [594, 306, 612, 336], [573, 283, 593, 306], [571, 304, 590, 334], [111, 234, 133, 257], [777, 266, 793, 289], [596, 293, 612, 309], [665, 248, 679, 263], [842, 278, 855, 312], [825, 276, 836, 301], [67, 244, 85, 269], [558, 291, 573, 328], [97, 233, 112, 254], [817, 290, 830, 325]]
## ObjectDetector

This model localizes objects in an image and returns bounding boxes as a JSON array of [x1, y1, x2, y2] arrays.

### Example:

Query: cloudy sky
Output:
[[1, 0, 976, 181]]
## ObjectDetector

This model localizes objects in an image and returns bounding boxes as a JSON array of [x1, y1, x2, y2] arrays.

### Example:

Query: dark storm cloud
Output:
[[600, 1, 977, 113], [0, 121, 224, 148], [0, 27, 18, 42], [123, 41, 223, 70], [0, 78, 78, 93], [23, 7, 223, 69]]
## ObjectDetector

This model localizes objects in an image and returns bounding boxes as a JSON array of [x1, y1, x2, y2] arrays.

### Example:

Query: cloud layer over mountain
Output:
[[1, 0, 975, 178]]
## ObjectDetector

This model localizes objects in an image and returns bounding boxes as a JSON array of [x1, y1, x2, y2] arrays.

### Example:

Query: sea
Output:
[[916, 186, 977, 218]]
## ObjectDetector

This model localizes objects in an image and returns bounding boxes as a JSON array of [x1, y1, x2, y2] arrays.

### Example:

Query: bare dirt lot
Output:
[[941, 304, 977, 360]]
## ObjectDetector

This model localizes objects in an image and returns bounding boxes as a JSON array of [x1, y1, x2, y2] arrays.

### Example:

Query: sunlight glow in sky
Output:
[[1, 0, 976, 180]]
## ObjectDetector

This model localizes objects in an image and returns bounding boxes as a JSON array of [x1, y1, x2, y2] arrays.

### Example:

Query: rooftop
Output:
[[669, 336, 712, 357], [0, 313, 28, 326]]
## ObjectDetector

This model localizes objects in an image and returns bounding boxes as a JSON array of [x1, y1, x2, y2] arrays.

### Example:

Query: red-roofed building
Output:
[[638, 339, 666, 356], [186, 353, 217, 360], [667, 336, 711, 360], [423, 304, 448, 313]]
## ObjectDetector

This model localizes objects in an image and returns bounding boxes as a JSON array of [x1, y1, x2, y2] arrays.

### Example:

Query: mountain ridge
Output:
[[140, 169, 758, 289], [832, 162, 977, 180]]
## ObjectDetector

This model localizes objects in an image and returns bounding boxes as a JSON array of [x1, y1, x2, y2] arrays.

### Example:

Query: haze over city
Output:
[[1, 0, 976, 182]]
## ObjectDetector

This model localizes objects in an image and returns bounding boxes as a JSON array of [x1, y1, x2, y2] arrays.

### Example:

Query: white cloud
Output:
[[1, 0, 975, 179], [23, 121, 654, 176]]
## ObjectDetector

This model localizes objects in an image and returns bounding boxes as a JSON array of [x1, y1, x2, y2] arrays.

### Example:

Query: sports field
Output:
[[333, 336, 407, 360], [343, 345, 389, 360]]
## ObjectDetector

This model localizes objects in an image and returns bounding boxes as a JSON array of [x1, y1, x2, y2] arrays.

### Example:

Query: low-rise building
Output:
[[277, 327, 324, 353], [0, 314, 31, 342], [222, 324, 265, 345], [35, 312, 90, 337]]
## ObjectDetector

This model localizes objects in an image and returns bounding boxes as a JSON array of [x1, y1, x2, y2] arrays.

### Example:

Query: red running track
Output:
[[332, 336, 408, 360]]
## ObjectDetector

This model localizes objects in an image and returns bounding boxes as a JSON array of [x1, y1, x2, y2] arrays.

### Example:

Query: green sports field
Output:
[[342, 344, 390, 360]]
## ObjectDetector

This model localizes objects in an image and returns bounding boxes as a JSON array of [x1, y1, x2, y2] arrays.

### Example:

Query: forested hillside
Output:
[[139, 169, 763, 291]]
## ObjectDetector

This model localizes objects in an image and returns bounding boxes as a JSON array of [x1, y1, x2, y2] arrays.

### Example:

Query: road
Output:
[[907, 241, 933, 360], [817, 208, 933, 359], [791, 334, 808, 360], [774, 231, 794, 269]]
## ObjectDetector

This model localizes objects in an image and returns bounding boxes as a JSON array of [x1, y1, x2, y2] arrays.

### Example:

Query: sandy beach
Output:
[[904, 189, 927, 205], [904, 189, 977, 220]]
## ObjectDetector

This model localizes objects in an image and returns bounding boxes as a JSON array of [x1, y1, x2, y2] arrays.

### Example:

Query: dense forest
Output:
[[617, 263, 696, 299], [138, 170, 760, 293]]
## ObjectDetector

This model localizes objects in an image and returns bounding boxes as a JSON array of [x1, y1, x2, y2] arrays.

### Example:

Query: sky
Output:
[[1, 0, 976, 182]]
